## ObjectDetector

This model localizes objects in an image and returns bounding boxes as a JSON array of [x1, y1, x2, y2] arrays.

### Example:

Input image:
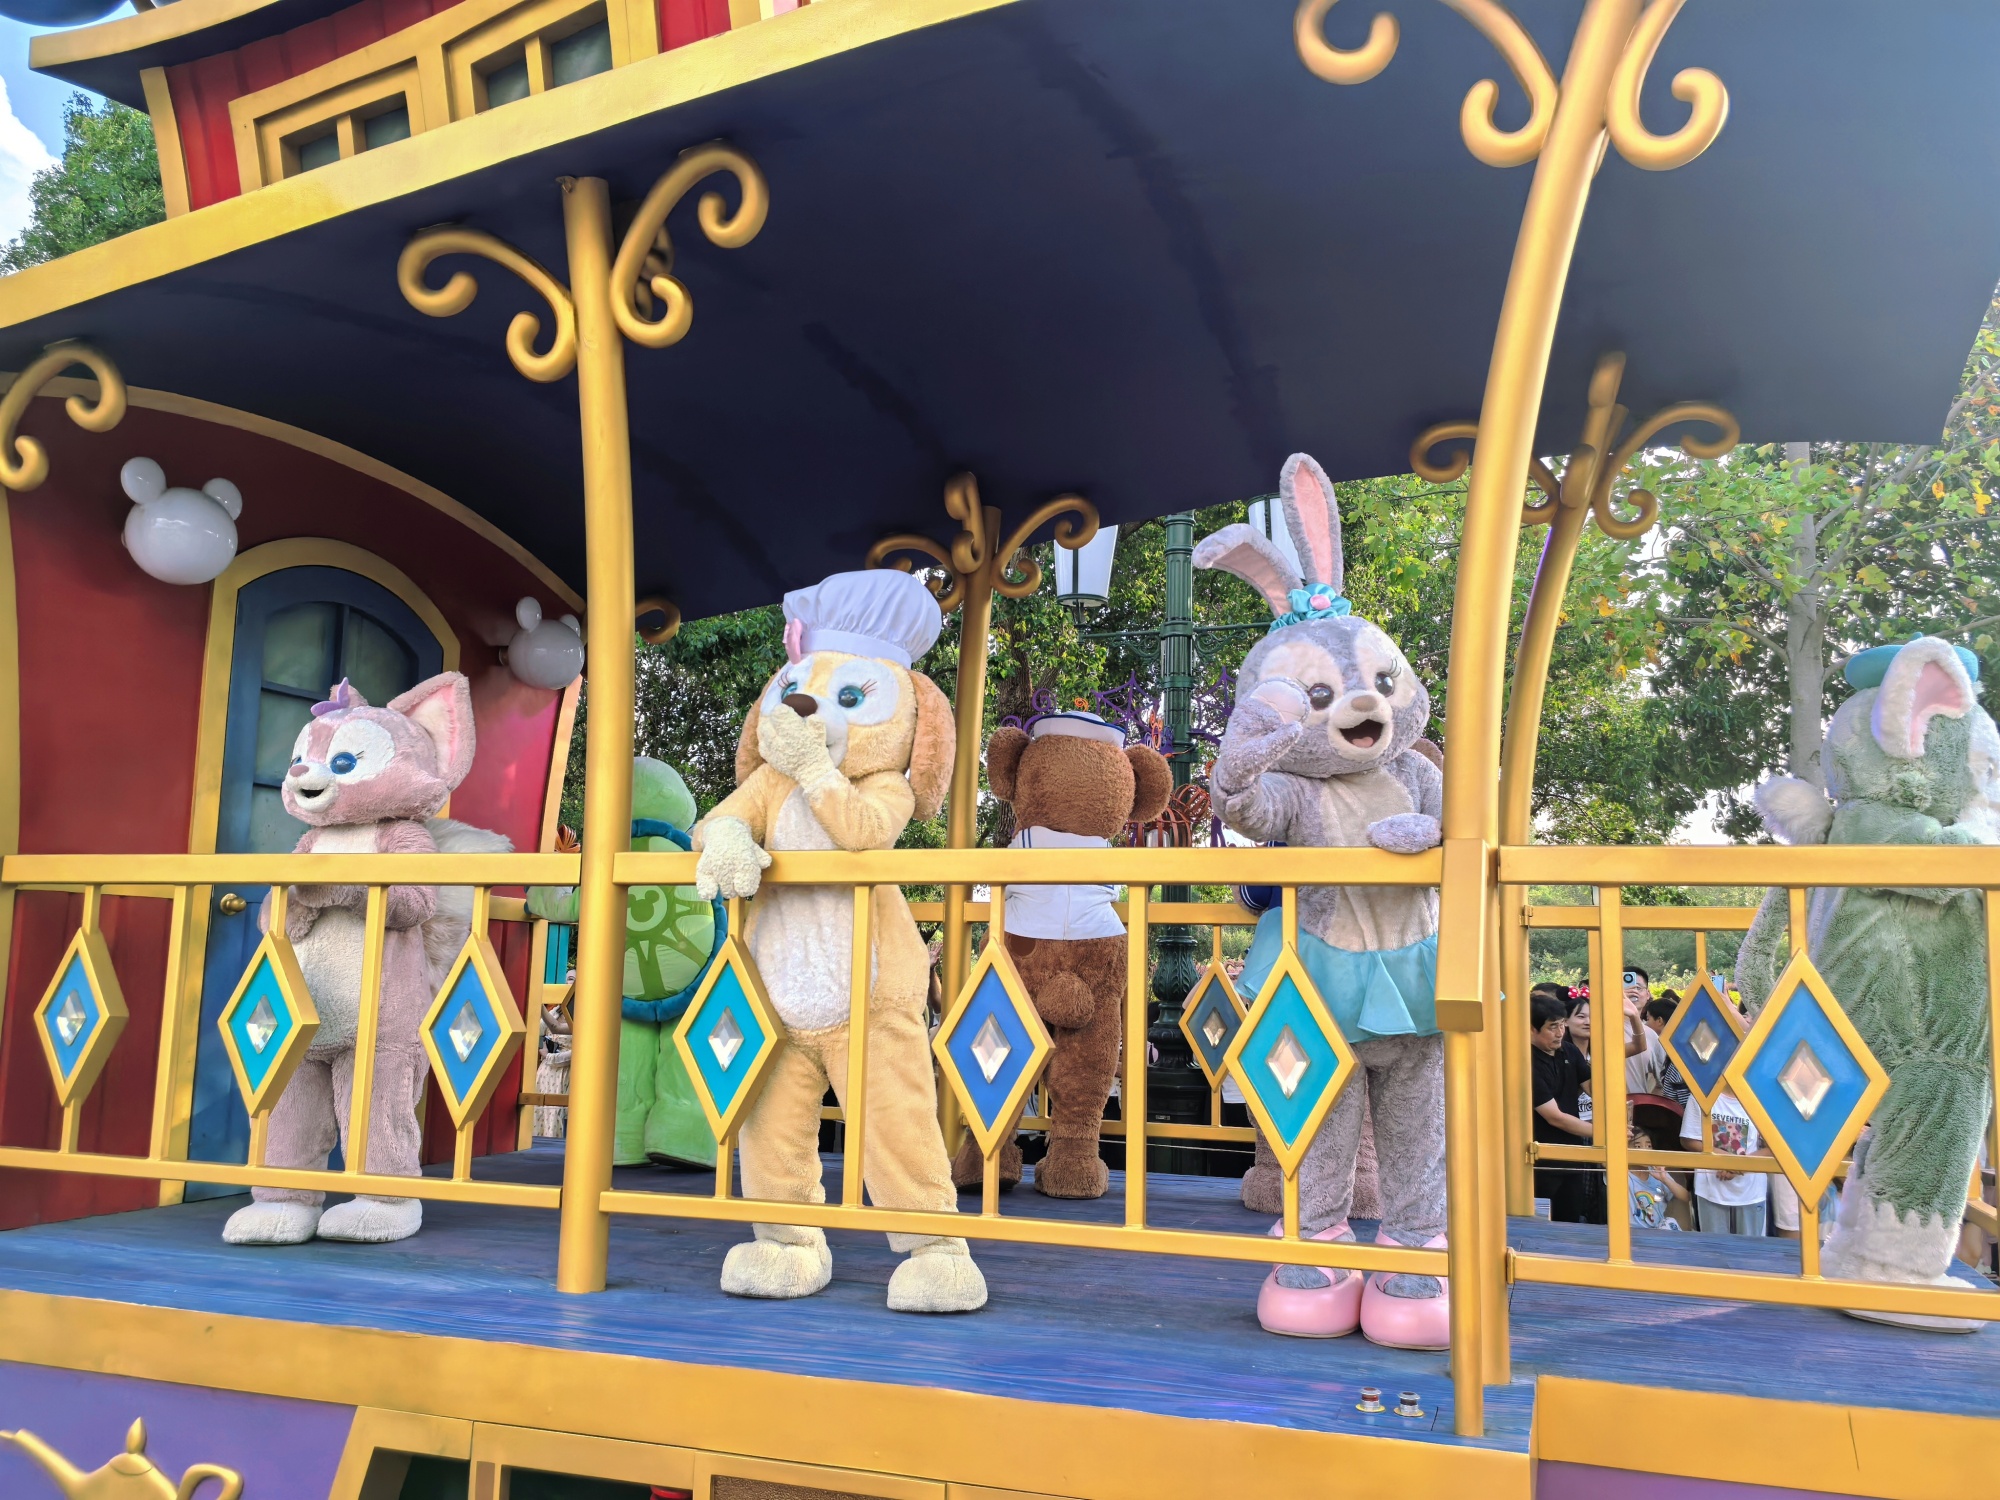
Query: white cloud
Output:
[[0, 73, 55, 246]]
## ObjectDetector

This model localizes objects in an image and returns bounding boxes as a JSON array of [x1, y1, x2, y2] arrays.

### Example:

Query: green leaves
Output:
[[2, 95, 164, 274]]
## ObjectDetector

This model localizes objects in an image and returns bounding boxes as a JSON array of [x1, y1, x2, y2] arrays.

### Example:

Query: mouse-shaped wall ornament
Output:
[[505, 597, 585, 690], [119, 456, 240, 586], [1196, 452, 1449, 1350]]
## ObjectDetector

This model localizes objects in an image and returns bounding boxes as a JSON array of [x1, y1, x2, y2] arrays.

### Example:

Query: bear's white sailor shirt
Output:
[[1002, 826, 1125, 940]]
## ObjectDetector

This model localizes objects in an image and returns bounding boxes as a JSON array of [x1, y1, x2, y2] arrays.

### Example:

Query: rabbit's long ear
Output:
[[1193, 524, 1299, 616], [1279, 453, 1344, 593]]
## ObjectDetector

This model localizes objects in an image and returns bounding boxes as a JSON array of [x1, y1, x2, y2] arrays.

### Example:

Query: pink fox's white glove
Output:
[[695, 816, 770, 900], [757, 702, 843, 794]]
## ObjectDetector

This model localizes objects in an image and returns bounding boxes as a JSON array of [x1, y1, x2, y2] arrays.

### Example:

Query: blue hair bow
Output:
[[1270, 585, 1352, 633]]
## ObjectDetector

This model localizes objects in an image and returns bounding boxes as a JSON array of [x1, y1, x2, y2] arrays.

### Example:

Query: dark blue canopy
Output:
[[6, 0, 1998, 617]]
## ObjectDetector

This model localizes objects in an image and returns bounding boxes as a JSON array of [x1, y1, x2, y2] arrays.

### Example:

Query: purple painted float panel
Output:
[[0, 1362, 354, 1498], [1538, 1461, 1870, 1500]]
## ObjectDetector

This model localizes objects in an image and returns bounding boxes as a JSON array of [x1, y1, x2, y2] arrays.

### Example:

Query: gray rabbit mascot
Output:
[[1196, 453, 1449, 1349], [1735, 636, 1994, 1332]]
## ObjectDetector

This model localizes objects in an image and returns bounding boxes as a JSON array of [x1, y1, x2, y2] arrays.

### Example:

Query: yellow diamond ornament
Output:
[[672, 934, 784, 1141], [1221, 944, 1354, 1177], [933, 936, 1053, 1160], [1722, 948, 1888, 1203], [420, 932, 527, 1129], [33, 926, 129, 1108], [1659, 972, 1746, 1112], [1178, 958, 1246, 1089], [217, 927, 319, 1117]]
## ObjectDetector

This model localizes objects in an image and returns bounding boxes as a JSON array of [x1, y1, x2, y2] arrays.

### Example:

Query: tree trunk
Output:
[[1783, 442, 1827, 787]]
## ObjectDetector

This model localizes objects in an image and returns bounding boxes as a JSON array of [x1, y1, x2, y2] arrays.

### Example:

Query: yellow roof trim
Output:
[[1, 0, 1013, 330], [31, 0, 302, 74]]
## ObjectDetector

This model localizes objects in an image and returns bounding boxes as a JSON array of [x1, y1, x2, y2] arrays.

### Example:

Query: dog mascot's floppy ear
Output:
[[908, 672, 956, 820]]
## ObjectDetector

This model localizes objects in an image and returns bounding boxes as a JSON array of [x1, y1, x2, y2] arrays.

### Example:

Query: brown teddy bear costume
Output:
[[951, 712, 1170, 1198]]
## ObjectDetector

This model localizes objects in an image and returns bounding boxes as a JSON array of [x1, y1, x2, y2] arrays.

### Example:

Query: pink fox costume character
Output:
[[222, 673, 508, 1247], [692, 570, 986, 1313], [1197, 453, 1449, 1350]]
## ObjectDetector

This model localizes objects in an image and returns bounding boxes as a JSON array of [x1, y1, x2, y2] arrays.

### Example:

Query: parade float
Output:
[[0, 1, 1996, 1497]]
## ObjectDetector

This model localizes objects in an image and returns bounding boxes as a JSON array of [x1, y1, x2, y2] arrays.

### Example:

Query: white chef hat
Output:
[[1030, 711, 1125, 746], [783, 569, 943, 668]]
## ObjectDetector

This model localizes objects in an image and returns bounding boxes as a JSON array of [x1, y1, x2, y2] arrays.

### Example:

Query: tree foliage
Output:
[[1, 94, 164, 273]]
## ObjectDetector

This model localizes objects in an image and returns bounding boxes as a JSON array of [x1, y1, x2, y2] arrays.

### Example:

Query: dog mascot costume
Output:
[[1737, 636, 1995, 1331], [1197, 453, 1450, 1349], [694, 570, 986, 1312]]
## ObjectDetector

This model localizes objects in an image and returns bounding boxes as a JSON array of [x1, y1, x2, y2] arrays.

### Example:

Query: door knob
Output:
[[218, 893, 248, 915]]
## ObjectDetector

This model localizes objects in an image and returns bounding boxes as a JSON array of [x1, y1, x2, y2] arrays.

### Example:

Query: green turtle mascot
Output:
[[1737, 636, 1994, 1331], [529, 757, 721, 1167]]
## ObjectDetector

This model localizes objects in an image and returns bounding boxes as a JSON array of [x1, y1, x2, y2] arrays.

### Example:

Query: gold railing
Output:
[[1500, 844, 2000, 1325], [0, 852, 574, 1209]]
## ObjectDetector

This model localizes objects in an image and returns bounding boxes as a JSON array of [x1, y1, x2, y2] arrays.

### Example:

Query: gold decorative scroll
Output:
[[0, 342, 127, 492], [1295, 0, 1726, 172], [609, 143, 770, 350], [397, 227, 578, 383], [866, 474, 1098, 613]]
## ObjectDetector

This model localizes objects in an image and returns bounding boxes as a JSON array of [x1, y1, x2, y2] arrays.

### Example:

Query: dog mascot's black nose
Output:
[[783, 693, 820, 717]]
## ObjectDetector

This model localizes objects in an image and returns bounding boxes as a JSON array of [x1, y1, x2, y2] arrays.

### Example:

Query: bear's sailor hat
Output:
[[783, 569, 943, 668], [1030, 710, 1125, 746]]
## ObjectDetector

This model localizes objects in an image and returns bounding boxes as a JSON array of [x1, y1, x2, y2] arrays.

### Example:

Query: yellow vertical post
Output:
[[941, 538, 999, 1159], [346, 885, 388, 1177], [1598, 886, 1631, 1263], [842, 884, 872, 1206], [1124, 882, 1150, 1227], [556, 175, 639, 1295], [148, 885, 197, 1188], [1433, 0, 1643, 1435]]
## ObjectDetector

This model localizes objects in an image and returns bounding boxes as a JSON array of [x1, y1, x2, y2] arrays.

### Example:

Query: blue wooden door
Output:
[[185, 567, 443, 1188]]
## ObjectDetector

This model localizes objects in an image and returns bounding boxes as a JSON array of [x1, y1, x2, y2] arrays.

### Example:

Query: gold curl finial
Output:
[[0, 341, 127, 492], [1607, 0, 1728, 171], [1439, 0, 1559, 167], [1411, 352, 1736, 539], [609, 143, 768, 350], [1294, 0, 1399, 85], [636, 595, 681, 645], [1411, 419, 1561, 525], [866, 474, 1099, 613], [1300, 0, 1723, 174], [397, 228, 578, 383]]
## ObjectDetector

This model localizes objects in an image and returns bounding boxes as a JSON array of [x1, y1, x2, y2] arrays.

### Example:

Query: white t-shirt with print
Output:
[[1680, 1093, 1767, 1207]]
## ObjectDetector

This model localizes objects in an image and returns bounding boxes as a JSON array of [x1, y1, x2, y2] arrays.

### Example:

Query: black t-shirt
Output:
[[1532, 1043, 1584, 1144]]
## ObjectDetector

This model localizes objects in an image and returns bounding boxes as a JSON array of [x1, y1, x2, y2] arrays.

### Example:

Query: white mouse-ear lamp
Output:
[[505, 596, 585, 689], [119, 456, 242, 585]]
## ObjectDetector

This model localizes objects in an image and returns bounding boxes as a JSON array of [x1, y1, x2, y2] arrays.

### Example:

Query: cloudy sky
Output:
[[0, 19, 71, 245]]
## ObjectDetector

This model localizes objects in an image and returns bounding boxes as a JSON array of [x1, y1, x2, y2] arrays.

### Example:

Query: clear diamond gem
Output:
[[709, 1010, 743, 1069], [1777, 1039, 1834, 1120], [1202, 1010, 1228, 1050], [246, 995, 279, 1054], [54, 990, 86, 1046], [970, 1015, 1012, 1083], [1689, 1019, 1720, 1064], [448, 1001, 485, 1063], [1266, 1026, 1310, 1099]]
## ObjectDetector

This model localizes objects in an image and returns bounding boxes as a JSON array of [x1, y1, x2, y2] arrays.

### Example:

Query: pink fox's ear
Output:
[[389, 672, 476, 789]]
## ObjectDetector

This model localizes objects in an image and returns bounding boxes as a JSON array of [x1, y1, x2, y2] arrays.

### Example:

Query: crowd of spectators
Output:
[[1530, 965, 1795, 1236]]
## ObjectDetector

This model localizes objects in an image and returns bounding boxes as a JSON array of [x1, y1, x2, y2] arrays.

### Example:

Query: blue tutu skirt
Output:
[[1236, 908, 1440, 1042]]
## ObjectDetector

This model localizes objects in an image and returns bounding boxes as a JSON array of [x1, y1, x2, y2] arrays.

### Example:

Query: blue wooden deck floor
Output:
[[0, 1145, 1994, 1454]]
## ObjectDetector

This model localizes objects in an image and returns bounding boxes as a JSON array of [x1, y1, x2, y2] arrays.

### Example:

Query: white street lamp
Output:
[[1053, 524, 1119, 616], [1245, 495, 1304, 580]]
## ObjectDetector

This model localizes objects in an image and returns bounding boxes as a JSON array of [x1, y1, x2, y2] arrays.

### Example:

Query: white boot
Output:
[[886, 1237, 987, 1313], [721, 1228, 832, 1299], [221, 1200, 321, 1245], [1824, 1191, 1982, 1334], [316, 1196, 423, 1243]]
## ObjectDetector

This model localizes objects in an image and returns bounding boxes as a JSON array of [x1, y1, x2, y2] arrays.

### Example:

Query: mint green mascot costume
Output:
[[529, 758, 720, 1167], [1737, 637, 1994, 1331]]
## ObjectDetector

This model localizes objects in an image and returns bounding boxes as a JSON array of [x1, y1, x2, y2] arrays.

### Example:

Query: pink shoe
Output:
[[1257, 1221, 1363, 1338], [1360, 1233, 1450, 1351]]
